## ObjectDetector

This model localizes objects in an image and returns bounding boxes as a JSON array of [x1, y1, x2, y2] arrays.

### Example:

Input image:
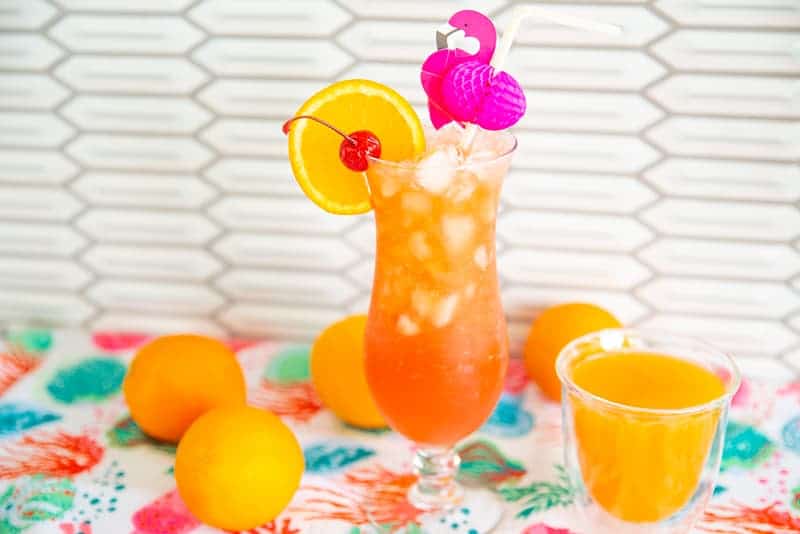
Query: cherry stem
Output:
[[282, 115, 357, 146]]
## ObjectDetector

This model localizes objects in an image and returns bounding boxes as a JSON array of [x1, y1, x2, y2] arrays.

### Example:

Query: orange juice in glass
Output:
[[556, 329, 740, 534], [364, 126, 516, 513]]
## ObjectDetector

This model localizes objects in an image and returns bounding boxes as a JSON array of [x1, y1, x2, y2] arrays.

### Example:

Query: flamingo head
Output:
[[449, 10, 493, 37], [446, 10, 496, 61]]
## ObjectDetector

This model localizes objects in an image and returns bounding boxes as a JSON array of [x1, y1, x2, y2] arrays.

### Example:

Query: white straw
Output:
[[460, 5, 623, 151], [491, 5, 623, 72]]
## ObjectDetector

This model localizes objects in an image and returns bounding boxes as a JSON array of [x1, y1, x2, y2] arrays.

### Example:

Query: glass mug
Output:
[[556, 329, 740, 534]]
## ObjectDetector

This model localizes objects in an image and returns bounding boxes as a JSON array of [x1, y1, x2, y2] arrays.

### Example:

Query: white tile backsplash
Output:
[[66, 134, 214, 171], [498, 211, 654, 252], [87, 280, 225, 315], [50, 0, 194, 12], [654, 0, 800, 29], [0, 33, 62, 69], [76, 210, 220, 245], [72, 172, 216, 209], [506, 47, 666, 90], [82, 245, 223, 282], [648, 75, 800, 119], [188, 0, 352, 37], [216, 269, 359, 307], [0, 257, 91, 291], [0, 73, 69, 110], [503, 172, 657, 214], [49, 15, 205, 54], [193, 38, 355, 78], [0, 149, 78, 184], [499, 249, 652, 290], [518, 91, 664, 133], [641, 199, 800, 241], [0, 0, 797, 373], [0, 222, 86, 257], [646, 117, 800, 161], [494, 4, 669, 47], [0, 186, 82, 221], [643, 159, 800, 202], [61, 96, 213, 134], [214, 233, 359, 270], [639, 239, 800, 281], [337, 0, 511, 20], [0, 112, 75, 147], [0, 0, 56, 30], [652, 30, 800, 74], [637, 278, 800, 319], [638, 314, 798, 358], [55, 56, 210, 94]]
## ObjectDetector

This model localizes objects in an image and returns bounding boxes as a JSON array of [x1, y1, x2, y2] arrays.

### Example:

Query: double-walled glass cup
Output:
[[556, 329, 740, 534]]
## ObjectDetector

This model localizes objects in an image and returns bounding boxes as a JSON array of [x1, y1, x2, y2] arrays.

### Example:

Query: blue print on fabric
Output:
[[481, 392, 534, 438], [304, 442, 375, 474], [0, 403, 61, 438], [46, 357, 126, 404], [781, 416, 800, 454]]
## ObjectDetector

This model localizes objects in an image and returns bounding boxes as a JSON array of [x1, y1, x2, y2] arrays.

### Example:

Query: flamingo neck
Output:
[[473, 32, 496, 64]]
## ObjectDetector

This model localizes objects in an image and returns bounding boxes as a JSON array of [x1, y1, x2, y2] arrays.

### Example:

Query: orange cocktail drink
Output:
[[364, 126, 516, 508], [557, 330, 740, 534]]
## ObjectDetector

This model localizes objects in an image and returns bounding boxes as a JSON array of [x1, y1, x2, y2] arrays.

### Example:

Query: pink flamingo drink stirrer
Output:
[[422, 6, 622, 145], [420, 10, 498, 129]]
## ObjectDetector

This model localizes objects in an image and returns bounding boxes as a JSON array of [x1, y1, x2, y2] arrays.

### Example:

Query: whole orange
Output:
[[175, 406, 303, 531], [123, 334, 246, 442], [524, 303, 621, 401], [311, 314, 385, 429]]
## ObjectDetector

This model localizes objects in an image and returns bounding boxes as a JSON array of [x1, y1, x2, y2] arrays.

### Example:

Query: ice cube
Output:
[[432, 123, 465, 147], [446, 171, 478, 203], [416, 146, 460, 194], [411, 288, 434, 319], [397, 314, 420, 336], [432, 293, 459, 328], [409, 231, 432, 261], [467, 144, 506, 184], [467, 150, 497, 164], [401, 191, 432, 214], [381, 175, 399, 198], [441, 215, 475, 255], [474, 245, 489, 270], [464, 283, 476, 299]]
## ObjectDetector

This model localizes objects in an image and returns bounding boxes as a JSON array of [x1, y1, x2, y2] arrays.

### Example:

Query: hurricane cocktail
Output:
[[365, 126, 515, 510]]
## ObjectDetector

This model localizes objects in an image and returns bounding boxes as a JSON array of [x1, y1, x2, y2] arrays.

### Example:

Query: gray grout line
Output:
[[22, 2, 108, 329], [181, 21, 238, 336], [633, 262, 800, 287]]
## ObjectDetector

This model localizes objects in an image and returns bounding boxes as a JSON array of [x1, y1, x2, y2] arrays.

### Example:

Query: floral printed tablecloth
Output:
[[1, 329, 799, 534]]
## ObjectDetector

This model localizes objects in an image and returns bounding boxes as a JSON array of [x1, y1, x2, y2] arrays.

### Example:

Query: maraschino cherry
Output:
[[282, 115, 381, 172]]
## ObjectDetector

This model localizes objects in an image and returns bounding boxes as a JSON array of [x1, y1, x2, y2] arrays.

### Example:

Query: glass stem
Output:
[[408, 447, 464, 511]]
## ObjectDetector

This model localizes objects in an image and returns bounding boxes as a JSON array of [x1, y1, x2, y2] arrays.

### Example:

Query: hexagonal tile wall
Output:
[[0, 0, 797, 371]]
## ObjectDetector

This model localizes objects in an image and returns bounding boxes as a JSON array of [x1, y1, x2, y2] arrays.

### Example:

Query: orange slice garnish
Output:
[[287, 79, 425, 215]]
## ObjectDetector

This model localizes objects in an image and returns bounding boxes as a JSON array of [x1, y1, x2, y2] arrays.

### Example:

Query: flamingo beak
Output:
[[435, 25, 460, 50]]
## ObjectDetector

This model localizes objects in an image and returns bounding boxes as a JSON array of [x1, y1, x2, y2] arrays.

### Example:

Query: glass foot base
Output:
[[367, 489, 503, 534], [408, 477, 464, 511], [417, 489, 503, 533]]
